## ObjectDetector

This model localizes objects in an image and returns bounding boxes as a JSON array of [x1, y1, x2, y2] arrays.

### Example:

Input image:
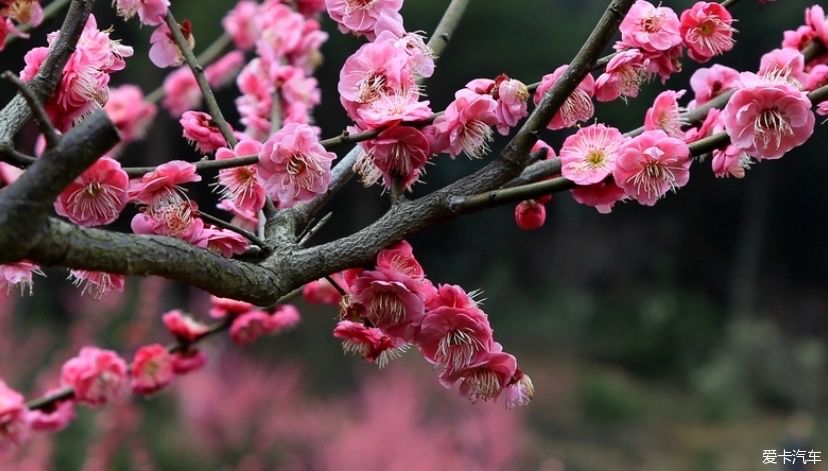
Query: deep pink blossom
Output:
[[28, 390, 75, 432], [333, 320, 408, 367], [688, 64, 740, 107], [571, 181, 627, 214], [209, 296, 255, 319], [114, 0, 169, 26], [54, 157, 129, 227], [0, 261, 43, 295], [162, 309, 209, 342], [534, 66, 595, 130], [360, 126, 431, 190], [514, 200, 547, 230], [644, 89, 687, 137], [129, 160, 201, 209], [350, 268, 427, 339], [303, 276, 346, 305], [0, 380, 29, 455], [104, 85, 157, 142], [130, 344, 174, 395], [258, 123, 335, 207], [60, 347, 129, 406], [222, 0, 260, 49], [68, 270, 125, 300], [722, 79, 815, 159], [433, 88, 498, 159], [180, 111, 228, 154], [229, 310, 276, 345], [595, 49, 651, 102], [642, 44, 685, 83], [560, 124, 625, 185], [683, 108, 721, 143], [216, 139, 266, 213], [376, 240, 426, 281], [619, 0, 682, 52], [679, 2, 735, 63], [817, 101, 828, 117], [171, 349, 207, 374], [806, 65, 828, 92], [712, 144, 750, 178], [439, 346, 518, 403], [130, 203, 206, 244], [614, 130, 691, 206]]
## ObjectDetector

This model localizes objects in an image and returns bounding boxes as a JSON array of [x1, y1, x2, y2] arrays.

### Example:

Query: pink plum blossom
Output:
[[201, 226, 250, 257], [162, 310, 208, 342], [27, 391, 75, 432], [216, 139, 266, 213], [360, 125, 431, 190], [217, 199, 259, 232], [534, 66, 595, 130], [595, 49, 651, 102], [504, 370, 535, 409], [805, 5, 828, 47], [560, 123, 625, 185], [209, 296, 255, 319], [376, 240, 427, 281], [180, 111, 228, 154], [326, 0, 403, 39], [130, 344, 174, 395], [149, 21, 191, 68], [679, 2, 736, 63], [571, 181, 627, 214], [222, 0, 260, 49], [162, 67, 200, 116], [433, 88, 498, 159], [614, 129, 691, 206], [269, 304, 301, 332], [60, 347, 129, 406], [338, 39, 416, 116], [722, 79, 815, 160], [439, 346, 518, 403], [104, 85, 157, 142], [688, 64, 740, 107], [514, 200, 547, 230], [114, 0, 169, 26], [129, 160, 201, 209], [54, 157, 129, 227], [303, 277, 345, 305], [758, 48, 807, 88], [644, 89, 687, 137], [333, 320, 408, 367], [258, 123, 335, 207], [67, 270, 126, 300], [712, 144, 751, 178], [171, 349, 207, 374], [618, 0, 683, 53], [350, 268, 428, 338], [229, 310, 277, 345], [0, 261, 43, 295], [0, 380, 29, 455], [205, 51, 246, 88], [1, 0, 43, 28]]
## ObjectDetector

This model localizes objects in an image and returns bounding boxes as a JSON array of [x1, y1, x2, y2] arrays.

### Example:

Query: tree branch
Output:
[[2, 71, 61, 148]]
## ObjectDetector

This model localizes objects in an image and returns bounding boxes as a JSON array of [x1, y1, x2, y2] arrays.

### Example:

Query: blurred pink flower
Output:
[[0, 262, 43, 296], [114, 0, 169, 26], [104, 85, 157, 142], [130, 344, 174, 395], [162, 310, 208, 342], [60, 347, 128, 407], [0, 380, 30, 456]]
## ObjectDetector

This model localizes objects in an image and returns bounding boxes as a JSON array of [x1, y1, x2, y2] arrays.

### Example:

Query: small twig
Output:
[[324, 275, 348, 297], [123, 154, 259, 177], [270, 89, 283, 134], [0, 144, 37, 168], [390, 177, 406, 205], [197, 210, 271, 250], [2, 71, 60, 148], [164, 12, 236, 147], [299, 212, 333, 246]]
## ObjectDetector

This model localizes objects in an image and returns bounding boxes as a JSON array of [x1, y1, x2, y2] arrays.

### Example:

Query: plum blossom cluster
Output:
[[21, 15, 133, 131], [303, 241, 534, 407], [0, 301, 300, 455], [0, 0, 42, 48]]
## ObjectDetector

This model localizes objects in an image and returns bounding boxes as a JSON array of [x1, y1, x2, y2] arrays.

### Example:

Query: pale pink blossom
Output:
[[205, 51, 246, 88], [439, 346, 517, 403], [67, 270, 125, 300], [514, 200, 546, 230], [560, 124, 625, 185], [504, 370, 535, 409], [338, 39, 415, 115], [614, 130, 691, 206], [54, 157, 129, 227], [688, 64, 740, 107], [355, 88, 432, 129], [222, 0, 260, 49], [805, 5, 828, 47], [722, 79, 815, 159], [466, 75, 530, 134], [684, 107, 721, 143], [758, 48, 807, 89], [679, 2, 736, 63], [149, 21, 191, 68], [162, 309, 208, 342], [28, 390, 75, 432], [180, 111, 228, 154], [129, 160, 201, 209], [130, 344, 174, 395], [114, 0, 169, 26], [0, 261, 43, 295], [104, 85, 157, 142], [60, 346, 129, 406], [571, 181, 627, 214], [380, 30, 435, 79], [595, 49, 651, 102], [644, 89, 687, 137], [326, 0, 403, 39], [360, 126, 431, 190], [162, 67, 200, 116], [783, 25, 816, 51], [618, 0, 683, 53], [534, 66, 595, 130], [216, 139, 266, 213], [433, 88, 498, 159], [258, 123, 335, 207], [0, 380, 29, 455]]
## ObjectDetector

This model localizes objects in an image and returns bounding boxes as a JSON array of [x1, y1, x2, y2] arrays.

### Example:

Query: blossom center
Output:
[[370, 292, 406, 326], [755, 107, 793, 146]]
